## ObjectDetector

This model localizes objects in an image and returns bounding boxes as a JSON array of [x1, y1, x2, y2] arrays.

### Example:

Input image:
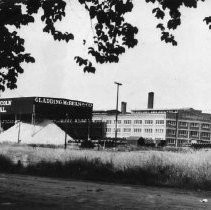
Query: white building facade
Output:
[[93, 108, 211, 146]]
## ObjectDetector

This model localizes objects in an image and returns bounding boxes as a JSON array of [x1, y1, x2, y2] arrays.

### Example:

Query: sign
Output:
[[34, 97, 93, 108], [0, 97, 93, 120], [0, 100, 12, 113]]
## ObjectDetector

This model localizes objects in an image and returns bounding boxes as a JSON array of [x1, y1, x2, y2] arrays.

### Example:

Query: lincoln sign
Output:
[[0, 97, 93, 121]]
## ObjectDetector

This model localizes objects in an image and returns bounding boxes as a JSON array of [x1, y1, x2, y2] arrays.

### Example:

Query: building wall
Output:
[[166, 111, 211, 146], [93, 108, 211, 146], [93, 113, 166, 140]]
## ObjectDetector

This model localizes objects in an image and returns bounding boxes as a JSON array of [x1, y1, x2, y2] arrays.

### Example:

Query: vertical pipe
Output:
[[17, 120, 21, 143], [31, 104, 35, 125], [147, 92, 154, 109], [87, 119, 90, 141], [115, 85, 119, 144], [114, 82, 122, 146], [175, 112, 179, 147], [64, 131, 67, 149], [31, 104, 36, 136], [0, 111, 1, 134], [64, 113, 68, 149]]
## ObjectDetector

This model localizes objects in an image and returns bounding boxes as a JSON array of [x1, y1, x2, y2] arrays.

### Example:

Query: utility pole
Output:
[[175, 112, 179, 147], [114, 82, 122, 147]]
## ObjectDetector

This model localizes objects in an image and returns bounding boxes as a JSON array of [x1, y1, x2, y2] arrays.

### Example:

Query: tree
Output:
[[0, 0, 210, 92], [145, 0, 211, 46]]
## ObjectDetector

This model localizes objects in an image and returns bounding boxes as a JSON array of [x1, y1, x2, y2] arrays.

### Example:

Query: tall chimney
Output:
[[148, 92, 154, 109], [121, 102, 127, 114]]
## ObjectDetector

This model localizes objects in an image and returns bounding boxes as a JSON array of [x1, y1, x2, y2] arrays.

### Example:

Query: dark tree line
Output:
[[0, 0, 210, 91]]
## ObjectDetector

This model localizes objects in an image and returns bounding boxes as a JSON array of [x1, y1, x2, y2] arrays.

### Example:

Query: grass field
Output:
[[0, 143, 211, 190]]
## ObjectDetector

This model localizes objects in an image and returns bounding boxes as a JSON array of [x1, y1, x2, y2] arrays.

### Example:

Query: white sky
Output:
[[2, 0, 211, 112]]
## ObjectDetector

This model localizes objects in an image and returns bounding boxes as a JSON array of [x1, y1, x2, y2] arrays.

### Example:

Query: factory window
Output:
[[190, 131, 198, 137], [124, 120, 131, 124], [167, 121, 176, 126], [168, 130, 176, 135], [190, 123, 199, 128], [155, 129, 164, 133], [134, 128, 142, 133], [156, 120, 164, 125], [94, 120, 102, 123], [168, 139, 175, 144], [179, 122, 188, 127], [134, 120, 142, 124], [202, 124, 210, 129], [145, 128, 153, 133], [106, 128, 111, 132], [106, 120, 112, 124], [145, 120, 153, 125], [201, 132, 210, 138], [123, 128, 131, 132], [178, 130, 188, 135], [114, 120, 121, 124], [113, 128, 121, 132]]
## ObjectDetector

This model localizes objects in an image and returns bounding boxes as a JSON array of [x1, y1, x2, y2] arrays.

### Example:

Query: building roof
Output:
[[93, 108, 200, 115], [0, 97, 93, 120], [131, 108, 202, 114]]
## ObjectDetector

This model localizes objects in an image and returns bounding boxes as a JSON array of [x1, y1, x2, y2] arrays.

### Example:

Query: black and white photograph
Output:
[[0, 0, 211, 209]]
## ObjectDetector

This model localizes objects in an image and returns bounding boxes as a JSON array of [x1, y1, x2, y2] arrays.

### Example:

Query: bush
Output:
[[191, 143, 211, 149], [137, 137, 145, 146], [0, 154, 15, 172], [158, 140, 166, 147]]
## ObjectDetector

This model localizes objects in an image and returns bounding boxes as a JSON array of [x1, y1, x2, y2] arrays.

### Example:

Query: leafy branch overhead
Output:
[[0, 0, 211, 91], [146, 0, 208, 46], [0, 0, 73, 91], [75, 0, 138, 73]]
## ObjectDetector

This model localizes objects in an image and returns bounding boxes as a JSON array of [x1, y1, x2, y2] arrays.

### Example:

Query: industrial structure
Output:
[[0, 97, 95, 142], [1, 95, 211, 147], [93, 93, 211, 146]]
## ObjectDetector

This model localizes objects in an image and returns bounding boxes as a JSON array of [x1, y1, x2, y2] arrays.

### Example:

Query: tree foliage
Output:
[[145, 0, 210, 46], [0, 0, 210, 91]]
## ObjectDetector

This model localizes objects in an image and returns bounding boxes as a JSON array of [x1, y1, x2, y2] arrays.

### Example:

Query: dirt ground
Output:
[[0, 173, 210, 209]]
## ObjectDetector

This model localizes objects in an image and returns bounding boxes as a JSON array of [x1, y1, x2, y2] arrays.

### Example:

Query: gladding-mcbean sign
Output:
[[0, 97, 93, 115], [34, 97, 93, 107]]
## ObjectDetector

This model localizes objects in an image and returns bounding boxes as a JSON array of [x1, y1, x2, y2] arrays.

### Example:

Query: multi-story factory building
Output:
[[93, 93, 211, 146]]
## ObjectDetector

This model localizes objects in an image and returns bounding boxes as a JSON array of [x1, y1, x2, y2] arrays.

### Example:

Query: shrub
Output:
[[158, 140, 166, 147], [137, 137, 145, 146], [0, 154, 15, 172]]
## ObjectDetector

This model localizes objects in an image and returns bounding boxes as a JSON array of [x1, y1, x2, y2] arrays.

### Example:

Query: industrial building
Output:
[[0, 96, 93, 122], [0, 97, 95, 143], [93, 93, 211, 146]]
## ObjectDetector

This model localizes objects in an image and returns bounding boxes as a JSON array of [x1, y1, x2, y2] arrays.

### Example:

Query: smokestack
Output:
[[147, 92, 154, 109], [121, 102, 127, 114]]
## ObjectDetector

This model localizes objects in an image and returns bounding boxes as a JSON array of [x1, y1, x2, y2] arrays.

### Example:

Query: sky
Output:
[[2, 0, 211, 112]]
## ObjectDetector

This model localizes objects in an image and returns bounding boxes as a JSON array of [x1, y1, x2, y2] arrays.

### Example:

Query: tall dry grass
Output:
[[0, 143, 210, 189]]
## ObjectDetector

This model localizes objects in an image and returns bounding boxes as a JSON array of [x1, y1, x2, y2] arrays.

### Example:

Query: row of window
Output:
[[167, 130, 210, 137], [97, 119, 211, 130], [105, 128, 164, 133], [167, 121, 210, 129], [104, 120, 165, 125], [167, 139, 188, 144]]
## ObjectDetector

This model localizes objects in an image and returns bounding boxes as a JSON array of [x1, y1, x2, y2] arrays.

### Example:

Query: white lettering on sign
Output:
[[0, 100, 12, 113], [0, 107, 6, 113], [34, 97, 93, 107], [0, 100, 12, 106]]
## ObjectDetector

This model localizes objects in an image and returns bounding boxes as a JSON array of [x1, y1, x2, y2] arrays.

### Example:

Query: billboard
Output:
[[0, 97, 93, 120]]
